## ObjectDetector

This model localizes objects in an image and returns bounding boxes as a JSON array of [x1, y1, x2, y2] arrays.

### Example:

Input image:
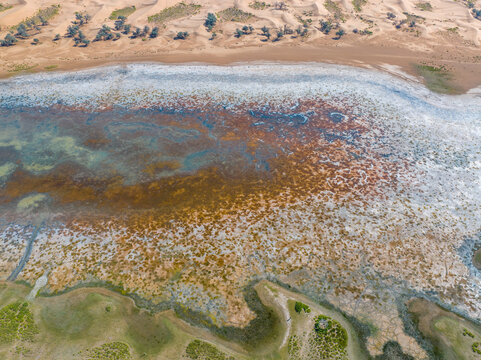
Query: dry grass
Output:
[[217, 7, 253, 22]]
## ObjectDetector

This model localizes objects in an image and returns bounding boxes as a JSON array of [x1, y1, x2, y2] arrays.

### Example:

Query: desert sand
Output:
[[0, 0, 480, 91]]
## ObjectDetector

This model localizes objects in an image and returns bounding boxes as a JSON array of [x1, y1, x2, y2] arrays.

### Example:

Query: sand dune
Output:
[[0, 0, 480, 89]]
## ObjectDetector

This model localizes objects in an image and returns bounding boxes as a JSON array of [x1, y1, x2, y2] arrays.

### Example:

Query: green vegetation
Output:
[[17, 4, 60, 28], [0, 301, 39, 344], [174, 31, 190, 40], [82, 342, 131, 360], [148, 2, 201, 24], [217, 7, 253, 22], [416, 2, 433, 11], [464, 328, 475, 338], [7, 63, 37, 72], [109, 6, 136, 20], [287, 335, 301, 358], [324, 0, 343, 20], [204, 13, 217, 31], [473, 342, 481, 354], [44, 65, 58, 70], [294, 301, 311, 314], [415, 64, 459, 94], [185, 340, 235, 359], [0, 3, 13, 12], [352, 0, 367, 12], [249, 1, 270, 10], [312, 315, 348, 359]]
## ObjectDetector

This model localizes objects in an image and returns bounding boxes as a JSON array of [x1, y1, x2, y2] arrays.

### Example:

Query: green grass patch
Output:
[[81, 341, 131, 360], [415, 64, 460, 94], [125, 309, 172, 356], [249, 1, 270, 10], [109, 6, 136, 20], [416, 2, 433, 11], [217, 7, 253, 22], [148, 2, 201, 24], [40, 293, 100, 338], [44, 65, 58, 71], [433, 316, 481, 358], [0, 3, 13, 12], [0, 301, 39, 344], [352, 0, 367, 12], [185, 340, 234, 360]]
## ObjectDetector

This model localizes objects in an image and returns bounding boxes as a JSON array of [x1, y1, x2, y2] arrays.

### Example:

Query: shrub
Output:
[[1, 33, 18, 46], [319, 20, 333, 34], [66, 25, 79, 37], [387, 12, 396, 19], [131, 27, 141, 38], [204, 12, 217, 31], [150, 27, 159, 38], [294, 301, 311, 313], [335, 29, 345, 38], [16, 24, 28, 38], [123, 24, 131, 34], [235, 28, 244, 38], [175, 31, 189, 40], [114, 16, 126, 31]]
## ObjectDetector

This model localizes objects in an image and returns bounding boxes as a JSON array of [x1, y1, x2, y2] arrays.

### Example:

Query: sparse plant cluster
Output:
[[0, 2, 13, 12], [234, 25, 254, 38], [464, 328, 475, 338], [74, 12, 92, 26], [218, 7, 253, 22], [390, 12, 422, 30], [80, 342, 131, 360], [1, 5, 60, 46], [312, 315, 348, 359], [175, 31, 190, 40], [185, 339, 235, 360], [319, 19, 336, 34], [294, 301, 311, 313], [0, 301, 39, 344], [288, 314, 349, 359], [274, 1, 288, 10], [288, 335, 301, 358], [416, 2, 433, 11], [352, 0, 367, 12], [249, 1, 271, 10], [474, 342, 481, 354], [148, 2, 201, 24]]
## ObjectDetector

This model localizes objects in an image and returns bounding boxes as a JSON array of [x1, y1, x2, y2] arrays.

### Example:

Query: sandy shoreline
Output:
[[2, 43, 481, 94]]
